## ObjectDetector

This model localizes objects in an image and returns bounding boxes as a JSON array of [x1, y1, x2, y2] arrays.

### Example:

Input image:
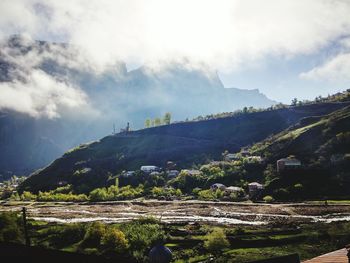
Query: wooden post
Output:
[[22, 207, 30, 246]]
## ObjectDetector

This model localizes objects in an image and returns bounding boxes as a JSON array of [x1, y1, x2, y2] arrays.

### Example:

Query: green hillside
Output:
[[248, 105, 350, 200], [19, 101, 350, 194]]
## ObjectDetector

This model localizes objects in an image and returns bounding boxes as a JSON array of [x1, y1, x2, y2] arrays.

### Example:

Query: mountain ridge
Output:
[[19, 101, 350, 193]]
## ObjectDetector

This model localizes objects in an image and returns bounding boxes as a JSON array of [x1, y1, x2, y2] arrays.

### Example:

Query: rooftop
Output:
[[303, 248, 348, 263]]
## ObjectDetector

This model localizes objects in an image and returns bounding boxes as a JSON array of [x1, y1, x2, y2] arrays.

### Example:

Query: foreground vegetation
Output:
[[1, 211, 350, 262]]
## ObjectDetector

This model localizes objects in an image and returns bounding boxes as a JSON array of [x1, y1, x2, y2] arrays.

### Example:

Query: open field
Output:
[[1, 200, 350, 225]]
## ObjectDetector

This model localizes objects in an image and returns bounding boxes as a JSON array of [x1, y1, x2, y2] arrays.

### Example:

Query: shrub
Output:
[[204, 227, 229, 255], [0, 212, 23, 243], [198, 189, 216, 200], [263, 195, 274, 203], [20, 191, 37, 201], [89, 188, 109, 201], [50, 224, 86, 248], [101, 228, 129, 253], [82, 222, 106, 247], [123, 218, 165, 261]]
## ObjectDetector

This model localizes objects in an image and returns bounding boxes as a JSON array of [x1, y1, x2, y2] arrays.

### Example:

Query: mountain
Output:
[[19, 101, 350, 193], [0, 35, 276, 178]]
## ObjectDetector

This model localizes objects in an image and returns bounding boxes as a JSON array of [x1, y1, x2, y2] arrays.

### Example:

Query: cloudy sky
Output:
[[1, 0, 350, 103]]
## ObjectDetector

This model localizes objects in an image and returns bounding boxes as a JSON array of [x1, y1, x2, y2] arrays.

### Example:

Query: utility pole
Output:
[[22, 207, 30, 246], [113, 123, 116, 135]]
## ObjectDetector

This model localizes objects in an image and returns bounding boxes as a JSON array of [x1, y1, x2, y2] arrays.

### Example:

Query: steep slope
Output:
[[20, 102, 350, 193], [0, 35, 276, 177], [248, 105, 350, 199]]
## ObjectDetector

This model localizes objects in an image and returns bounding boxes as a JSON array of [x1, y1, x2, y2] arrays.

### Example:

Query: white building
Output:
[[167, 170, 179, 179], [211, 183, 227, 191], [225, 186, 244, 194], [277, 157, 301, 172], [141, 165, 160, 173]]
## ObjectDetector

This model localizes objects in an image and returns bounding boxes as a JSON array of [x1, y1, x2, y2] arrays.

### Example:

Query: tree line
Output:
[[144, 112, 171, 128]]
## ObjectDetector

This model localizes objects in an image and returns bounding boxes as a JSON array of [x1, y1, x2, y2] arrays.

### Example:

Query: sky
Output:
[[0, 0, 350, 105]]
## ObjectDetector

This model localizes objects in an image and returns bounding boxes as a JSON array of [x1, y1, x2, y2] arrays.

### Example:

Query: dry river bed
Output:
[[1, 200, 350, 225]]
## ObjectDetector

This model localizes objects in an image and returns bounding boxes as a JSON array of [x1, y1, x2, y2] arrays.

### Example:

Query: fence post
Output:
[[22, 207, 30, 246]]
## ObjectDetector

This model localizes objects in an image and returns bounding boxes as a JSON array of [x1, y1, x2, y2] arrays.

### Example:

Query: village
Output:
[[117, 149, 303, 202]]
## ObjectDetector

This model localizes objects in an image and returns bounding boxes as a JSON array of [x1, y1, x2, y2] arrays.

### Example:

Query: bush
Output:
[[198, 189, 224, 200], [82, 222, 106, 247], [20, 191, 37, 201], [123, 218, 165, 261], [204, 228, 229, 255], [263, 195, 274, 203], [198, 189, 216, 200], [89, 188, 109, 201], [101, 228, 129, 253], [0, 212, 23, 243], [49, 224, 86, 248]]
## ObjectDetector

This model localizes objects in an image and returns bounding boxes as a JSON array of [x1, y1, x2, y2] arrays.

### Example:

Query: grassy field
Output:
[[21, 219, 350, 262]]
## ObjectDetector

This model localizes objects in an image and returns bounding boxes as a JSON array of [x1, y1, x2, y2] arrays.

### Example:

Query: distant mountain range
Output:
[[0, 36, 276, 178]]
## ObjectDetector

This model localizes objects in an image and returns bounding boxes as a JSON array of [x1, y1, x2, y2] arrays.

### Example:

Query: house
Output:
[[331, 154, 345, 164], [248, 182, 264, 200], [141, 165, 160, 173], [166, 161, 177, 170], [241, 149, 250, 157], [58, 181, 68, 186], [224, 153, 240, 161], [277, 157, 301, 172], [122, 171, 135, 177], [210, 183, 226, 191], [167, 170, 179, 179], [225, 186, 244, 195]]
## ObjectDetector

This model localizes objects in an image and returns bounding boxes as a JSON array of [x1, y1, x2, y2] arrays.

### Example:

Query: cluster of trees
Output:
[[0, 210, 233, 262], [144, 112, 172, 128], [0, 212, 166, 262], [181, 89, 350, 125], [89, 184, 144, 201], [291, 89, 350, 107], [150, 187, 182, 199], [53, 217, 165, 262], [204, 227, 230, 255], [11, 184, 146, 202]]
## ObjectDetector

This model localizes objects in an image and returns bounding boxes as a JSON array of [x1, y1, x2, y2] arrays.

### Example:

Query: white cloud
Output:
[[300, 52, 350, 83], [1, 0, 350, 71], [300, 36, 350, 83], [0, 69, 88, 118], [1, 0, 350, 117]]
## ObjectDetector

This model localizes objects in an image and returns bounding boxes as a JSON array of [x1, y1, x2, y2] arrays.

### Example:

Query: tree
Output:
[[101, 228, 129, 253], [89, 188, 109, 201], [163, 112, 171, 125], [145, 119, 151, 128], [204, 228, 229, 255], [123, 219, 165, 261], [154, 118, 161, 126], [291, 98, 298, 106], [0, 212, 23, 243], [82, 222, 106, 247]]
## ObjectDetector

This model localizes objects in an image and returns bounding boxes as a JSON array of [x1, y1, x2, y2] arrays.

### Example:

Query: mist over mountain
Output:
[[0, 36, 276, 178]]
